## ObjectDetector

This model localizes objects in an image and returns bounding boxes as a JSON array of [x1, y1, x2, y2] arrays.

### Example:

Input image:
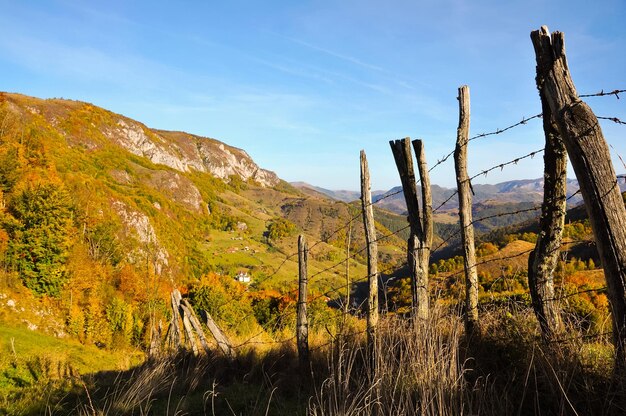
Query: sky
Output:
[[0, 0, 624, 191]]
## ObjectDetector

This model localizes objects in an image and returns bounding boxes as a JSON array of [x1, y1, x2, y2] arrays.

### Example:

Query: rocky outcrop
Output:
[[101, 118, 279, 187], [3, 93, 280, 187], [146, 170, 204, 213], [112, 201, 169, 274]]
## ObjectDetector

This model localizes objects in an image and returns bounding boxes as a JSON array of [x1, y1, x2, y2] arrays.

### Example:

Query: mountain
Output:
[[372, 178, 626, 215], [0, 92, 411, 304], [291, 182, 386, 203]]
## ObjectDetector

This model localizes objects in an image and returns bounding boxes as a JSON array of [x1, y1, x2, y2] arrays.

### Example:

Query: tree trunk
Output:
[[454, 85, 479, 333], [528, 70, 567, 342], [532, 25, 626, 369], [297, 234, 309, 366], [360, 150, 379, 358]]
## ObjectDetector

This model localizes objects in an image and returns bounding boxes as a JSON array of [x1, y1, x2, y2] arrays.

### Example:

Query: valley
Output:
[[0, 91, 617, 415]]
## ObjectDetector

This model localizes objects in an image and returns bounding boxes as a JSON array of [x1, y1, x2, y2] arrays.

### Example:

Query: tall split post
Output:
[[454, 85, 479, 332], [390, 138, 433, 320], [360, 150, 379, 360], [297, 234, 309, 367]]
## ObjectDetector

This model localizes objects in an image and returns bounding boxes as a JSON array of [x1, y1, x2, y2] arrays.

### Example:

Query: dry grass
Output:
[[309, 307, 479, 416], [38, 303, 625, 416]]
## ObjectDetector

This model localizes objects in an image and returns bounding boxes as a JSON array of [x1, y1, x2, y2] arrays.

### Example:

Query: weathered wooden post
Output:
[[413, 139, 433, 317], [360, 150, 379, 358], [454, 85, 479, 333], [532, 25, 626, 369], [168, 290, 182, 350], [297, 234, 309, 366], [528, 57, 567, 342], [390, 138, 433, 319], [202, 310, 235, 359], [345, 223, 352, 315], [178, 298, 199, 356], [180, 298, 211, 354]]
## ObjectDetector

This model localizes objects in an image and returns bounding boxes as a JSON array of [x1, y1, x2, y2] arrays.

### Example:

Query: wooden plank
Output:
[[413, 139, 433, 321], [180, 305, 199, 356], [389, 138, 423, 237], [202, 310, 235, 359], [168, 290, 183, 350], [181, 299, 211, 354]]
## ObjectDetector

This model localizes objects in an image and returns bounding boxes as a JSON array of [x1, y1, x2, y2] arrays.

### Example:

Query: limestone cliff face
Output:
[[103, 119, 279, 187], [3, 93, 280, 188]]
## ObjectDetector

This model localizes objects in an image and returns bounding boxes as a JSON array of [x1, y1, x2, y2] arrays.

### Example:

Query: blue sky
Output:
[[0, 0, 624, 191]]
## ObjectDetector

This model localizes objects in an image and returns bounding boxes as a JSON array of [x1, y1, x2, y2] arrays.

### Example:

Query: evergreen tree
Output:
[[5, 182, 74, 296]]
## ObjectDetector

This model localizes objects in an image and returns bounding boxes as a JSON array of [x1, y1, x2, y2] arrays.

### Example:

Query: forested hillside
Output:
[[0, 92, 412, 352]]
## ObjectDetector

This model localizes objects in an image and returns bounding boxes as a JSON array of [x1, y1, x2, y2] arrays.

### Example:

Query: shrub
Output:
[[265, 217, 297, 242]]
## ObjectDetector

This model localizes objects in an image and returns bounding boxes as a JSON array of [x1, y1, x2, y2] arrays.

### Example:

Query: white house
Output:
[[235, 272, 251, 283]]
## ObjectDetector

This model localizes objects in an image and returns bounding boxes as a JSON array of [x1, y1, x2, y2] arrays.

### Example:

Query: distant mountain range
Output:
[[292, 178, 626, 215]]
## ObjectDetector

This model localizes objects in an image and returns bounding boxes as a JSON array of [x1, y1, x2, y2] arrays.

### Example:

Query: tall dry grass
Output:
[[309, 302, 624, 415], [44, 302, 625, 415], [309, 306, 484, 416]]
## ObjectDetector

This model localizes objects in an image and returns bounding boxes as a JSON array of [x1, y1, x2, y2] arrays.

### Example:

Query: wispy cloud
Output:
[[288, 37, 387, 73], [0, 33, 176, 91]]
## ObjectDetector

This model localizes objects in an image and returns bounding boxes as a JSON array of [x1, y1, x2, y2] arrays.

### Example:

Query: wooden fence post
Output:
[[390, 138, 433, 319], [532, 25, 626, 369], [360, 150, 379, 357], [345, 223, 352, 315], [297, 234, 309, 366], [528, 60, 567, 342], [454, 85, 479, 333], [413, 139, 433, 318]]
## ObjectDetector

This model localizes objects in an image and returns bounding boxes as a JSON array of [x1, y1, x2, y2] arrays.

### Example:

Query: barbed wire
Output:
[[598, 116, 626, 125], [579, 89, 626, 98], [430, 205, 542, 254], [219, 222, 413, 345], [231, 261, 402, 351], [190, 92, 626, 354], [610, 144, 626, 172], [429, 114, 543, 172], [468, 148, 544, 182], [431, 186, 586, 255]]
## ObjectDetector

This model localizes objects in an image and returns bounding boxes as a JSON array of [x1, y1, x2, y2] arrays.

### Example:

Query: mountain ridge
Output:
[[295, 177, 626, 215], [1, 92, 280, 187]]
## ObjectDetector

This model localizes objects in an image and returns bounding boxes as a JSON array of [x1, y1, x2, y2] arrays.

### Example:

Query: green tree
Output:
[[265, 217, 296, 242], [5, 182, 74, 296]]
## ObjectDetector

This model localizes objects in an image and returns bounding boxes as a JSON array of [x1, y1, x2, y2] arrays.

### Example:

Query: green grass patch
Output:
[[0, 324, 143, 415]]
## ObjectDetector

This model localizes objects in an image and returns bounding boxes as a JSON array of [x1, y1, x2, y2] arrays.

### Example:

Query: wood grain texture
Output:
[[532, 25, 626, 366], [360, 150, 379, 354], [529, 61, 567, 342], [454, 85, 479, 331], [297, 234, 309, 365]]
